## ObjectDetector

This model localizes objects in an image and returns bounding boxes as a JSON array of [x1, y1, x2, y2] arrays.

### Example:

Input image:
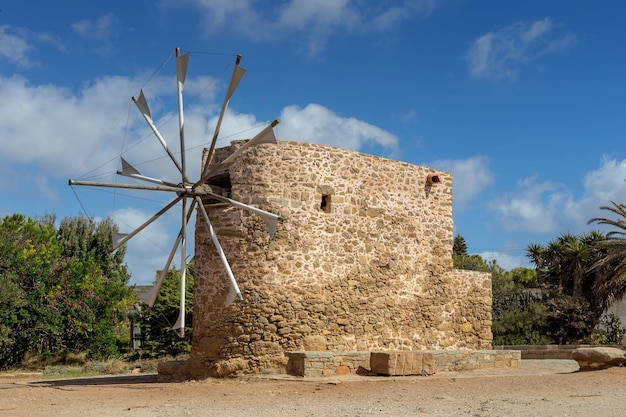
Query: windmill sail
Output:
[[203, 54, 246, 170], [68, 47, 282, 337]]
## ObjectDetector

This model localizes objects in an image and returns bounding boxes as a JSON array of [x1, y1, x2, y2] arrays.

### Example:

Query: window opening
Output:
[[205, 170, 231, 204], [320, 194, 331, 213]]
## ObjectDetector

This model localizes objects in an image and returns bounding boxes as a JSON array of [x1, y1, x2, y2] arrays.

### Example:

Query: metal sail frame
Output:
[[68, 47, 281, 337]]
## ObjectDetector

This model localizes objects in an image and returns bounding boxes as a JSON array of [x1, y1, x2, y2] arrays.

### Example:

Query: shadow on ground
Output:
[[28, 374, 158, 387]]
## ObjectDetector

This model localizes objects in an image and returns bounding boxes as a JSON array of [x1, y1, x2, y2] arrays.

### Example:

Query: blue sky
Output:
[[1, 1, 625, 285]]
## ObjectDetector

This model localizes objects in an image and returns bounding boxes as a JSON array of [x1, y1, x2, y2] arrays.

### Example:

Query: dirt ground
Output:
[[1, 360, 625, 417]]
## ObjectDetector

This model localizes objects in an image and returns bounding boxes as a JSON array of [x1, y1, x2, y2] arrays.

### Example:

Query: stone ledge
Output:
[[432, 350, 521, 372], [370, 351, 436, 376], [494, 345, 625, 360], [286, 350, 521, 377], [286, 351, 370, 377]]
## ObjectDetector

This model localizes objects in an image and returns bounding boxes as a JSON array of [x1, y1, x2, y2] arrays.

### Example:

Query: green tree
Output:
[[453, 250, 548, 344], [0, 214, 63, 366], [588, 202, 626, 308], [453, 234, 468, 256], [57, 215, 133, 359], [141, 266, 194, 356], [0, 214, 133, 368], [526, 231, 616, 343], [57, 215, 128, 281]]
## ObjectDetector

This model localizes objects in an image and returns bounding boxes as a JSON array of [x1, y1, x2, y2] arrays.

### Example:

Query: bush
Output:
[[599, 313, 626, 344], [89, 321, 121, 360]]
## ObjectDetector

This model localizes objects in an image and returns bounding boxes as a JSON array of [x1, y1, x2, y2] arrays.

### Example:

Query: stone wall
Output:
[[494, 344, 626, 359], [187, 141, 492, 378]]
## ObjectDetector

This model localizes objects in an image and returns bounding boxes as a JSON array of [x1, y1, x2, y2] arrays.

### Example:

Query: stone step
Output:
[[286, 350, 522, 377], [370, 351, 436, 376]]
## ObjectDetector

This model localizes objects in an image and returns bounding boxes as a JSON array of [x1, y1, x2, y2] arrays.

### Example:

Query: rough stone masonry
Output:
[[181, 140, 491, 379]]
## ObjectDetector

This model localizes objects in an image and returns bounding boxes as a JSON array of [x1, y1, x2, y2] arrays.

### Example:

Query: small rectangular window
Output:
[[320, 195, 331, 213], [206, 171, 231, 204]]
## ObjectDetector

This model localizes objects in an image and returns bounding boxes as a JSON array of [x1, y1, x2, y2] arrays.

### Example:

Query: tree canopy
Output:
[[140, 264, 194, 356], [526, 228, 626, 343], [0, 214, 133, 368]]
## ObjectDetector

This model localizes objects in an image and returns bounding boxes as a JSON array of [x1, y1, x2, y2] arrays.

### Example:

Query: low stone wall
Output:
[[432, 350, 521, 371], [285, 350, 521, 377], [286, 352, 370, 377], [494, 344, 625, 360]]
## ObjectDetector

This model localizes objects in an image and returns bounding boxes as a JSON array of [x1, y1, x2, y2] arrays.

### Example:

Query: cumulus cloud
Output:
[[71, 13, 122, 41], [426, 155, 494, 210], [0, 25, 35, 67], [277, 103, 399, 152], [111, 206, 183, 284], [0, 74, 141, 175], [489, 157, 626, 235], [466, 17, 576, 80], [163, 0, 436, 55], [479, 250, 531, 271], [489, 176, 570, 233]]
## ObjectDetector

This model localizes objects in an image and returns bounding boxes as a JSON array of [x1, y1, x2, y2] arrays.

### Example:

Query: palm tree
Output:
[[526, 243, 547, 284], [560, 234, 589, 297], [588, 202, 626, 310], [526, 232, 611, 342]]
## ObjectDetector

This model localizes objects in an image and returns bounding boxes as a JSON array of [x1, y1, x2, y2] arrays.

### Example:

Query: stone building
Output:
[[182, 140, 492, 379]]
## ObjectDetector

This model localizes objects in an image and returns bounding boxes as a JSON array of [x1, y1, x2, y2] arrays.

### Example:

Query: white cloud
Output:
[[164, 0, 436, 55], [111, 206, 182, 285], [466, 17, 576, 80], [489, 157, 626, 235], [71, 13, 121, 41], [0, 25, 35, 67], [0, 25, 65, 68], [0, 74, 141, 175], [489, 176, 571, 233], [566, 157, 626, 228], [427, 155, 494, 210], [479, 251, 531, 271], [277, 103, 399, 152]]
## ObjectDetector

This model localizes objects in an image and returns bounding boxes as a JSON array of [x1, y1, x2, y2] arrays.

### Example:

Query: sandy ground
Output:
[[1, 360, 625, 417]]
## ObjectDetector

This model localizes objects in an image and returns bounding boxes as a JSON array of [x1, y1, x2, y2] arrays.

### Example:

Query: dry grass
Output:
[[6, 351, 181, 378]]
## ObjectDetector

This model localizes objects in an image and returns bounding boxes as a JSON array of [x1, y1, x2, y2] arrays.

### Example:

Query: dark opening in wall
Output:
[[320, 194, 331, 213], [205, 170, 232, 204]]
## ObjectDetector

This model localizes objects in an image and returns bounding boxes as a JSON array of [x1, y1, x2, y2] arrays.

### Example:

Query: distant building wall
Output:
[[605, 298, 626, 328], [187, 141, 492, 378]]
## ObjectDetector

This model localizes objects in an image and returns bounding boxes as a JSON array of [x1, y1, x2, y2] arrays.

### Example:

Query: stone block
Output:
[[157, 360, 188, 382], [422, 352, 436, 375], [370, 351, 436, 376], [336, 365, 351, 375], [572, 347, 626, 370]]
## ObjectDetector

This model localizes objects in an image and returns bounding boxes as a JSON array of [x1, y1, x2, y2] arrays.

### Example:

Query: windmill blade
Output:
[[173, 308, 184, 331], [118, 157, 179, 187], [202, 190, 281, 238], [112, 232, 129, 248], [121, 157, 140, 175], [111, 196, 183, 252], [196, 196, 243, 306], [173, 196, 189, 337], [176, 48, 190, 87], [137, 265, 171, 308], [203, 54, 246, 170], [176, 48, 191, 184], [137, 198, 196, 309], [132, 90, 184, 175], [195, 119, 280, 188], [70, 178, 184, 194]]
